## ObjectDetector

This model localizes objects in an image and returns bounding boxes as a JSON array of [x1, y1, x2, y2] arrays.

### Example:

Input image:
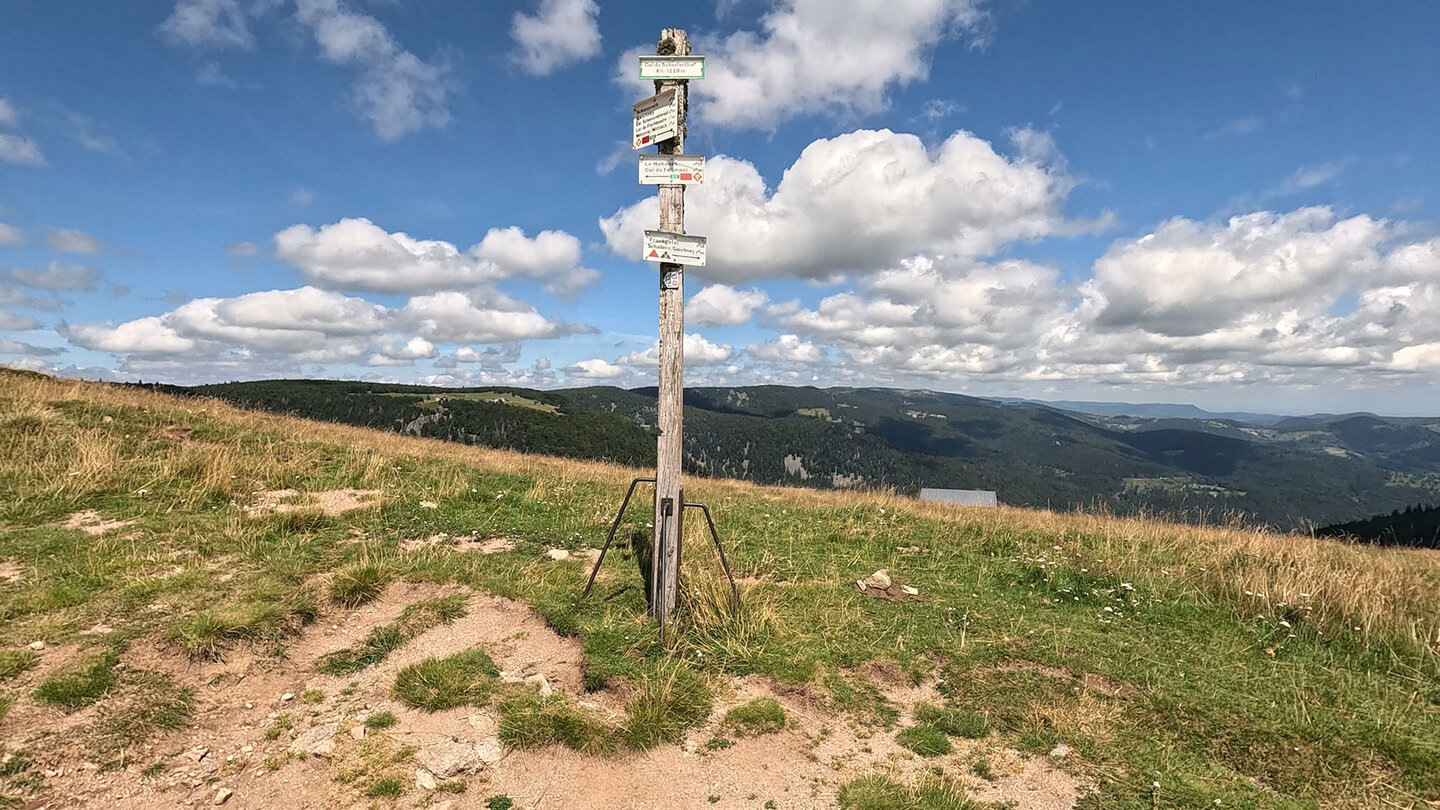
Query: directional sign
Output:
[[639, 55, 706, 80], [643, 230, 707, 267], [639, 154, 705, 185], [633, 90, 680, 150]]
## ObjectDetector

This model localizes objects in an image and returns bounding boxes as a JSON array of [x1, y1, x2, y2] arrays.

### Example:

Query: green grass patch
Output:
[[364, 710, 397, 730], [392, 647, 498, 711], [498, 692, 617, 755], [166, 591, 316, 660], [914, 702, 988, 739], [328, 561, 391, 608], [0, 651, 37, 681], [720, 697, 786, 736], [838, 775, 986, 810], [364, 776, 404, 798], [622, 664, 714, 750], [33, 649, 118, 709], [86, 671, 194, 756], [315, 594, 467, 676], [485, 796, 515, 810], [896, 725, 953, 757]]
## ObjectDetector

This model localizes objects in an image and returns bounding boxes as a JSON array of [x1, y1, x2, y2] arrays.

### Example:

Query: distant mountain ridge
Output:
[[133, 379, 1440, 532]]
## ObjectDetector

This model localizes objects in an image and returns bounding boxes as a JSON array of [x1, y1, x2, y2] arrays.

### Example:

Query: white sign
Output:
[[633, 90, 680, 150], [643, 230, 707, 267], [639, 55, 706, 80], [639, 154, 705, 185]]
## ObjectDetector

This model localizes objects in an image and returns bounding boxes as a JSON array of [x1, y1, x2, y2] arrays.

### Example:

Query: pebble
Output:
[[1049, 743, 1071, 759], [28, 641, 45, 650], [546, 548, 570, 561], [244, 701, 253, 709], [213, 787, 233, 805], [524, 673, 554, 697], [350, 725, 367, 740], [415, 768, 437, 790], [281, 692, 295, 702], [864, 569, 892, 589]]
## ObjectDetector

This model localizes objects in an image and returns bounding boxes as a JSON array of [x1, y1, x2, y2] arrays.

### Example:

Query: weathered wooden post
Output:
[[634, 29, 707, 630]]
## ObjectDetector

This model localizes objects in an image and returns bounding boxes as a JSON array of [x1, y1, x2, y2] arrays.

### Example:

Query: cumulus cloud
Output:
[[66, 317, 196, 354], [601, 128, 1089, 282], [686, 285, 768, 326], [746, 334, 822, 363], [566, 358, 625, 379], [275, 217, 596, 295], [618, 333, 734, 367], [0, 338, 63, 356], [368, 336, 437, 366], [0, 223, 23, 247], [295, 0, 454, 141], [402, 289, 575, 345], [5, 262, 104, 291], [0, 97, 16, 128], [46, 228, 102, 255], [160, 0, 256, 49], [0, 133, 45, 167], [0, 286, 63, 312], [511, 0, 601, 76], [688, 0, 990, 130]]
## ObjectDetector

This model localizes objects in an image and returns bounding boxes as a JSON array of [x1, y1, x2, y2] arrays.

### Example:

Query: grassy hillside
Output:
[[2, 369, 1439, 808], [148, 379, 1438, 531]]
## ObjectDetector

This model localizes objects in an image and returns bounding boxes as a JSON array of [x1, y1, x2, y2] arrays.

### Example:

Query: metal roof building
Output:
[[918, 488, 998, 508]]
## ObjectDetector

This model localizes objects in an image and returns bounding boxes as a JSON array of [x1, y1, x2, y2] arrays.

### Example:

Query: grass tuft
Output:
[[316, 594, 467, 676], [498, 692, 617, 755], [328, 561, 392, 608], [914, 702, 988, 739], [0, 651, 38, 681], [896, 725, 952, 757], [622, 663, 714, 750], [166, 591, 316, 660], [720, 697, 786, 736], [364, 710, 397, 730], [364, 776, 404, 798], [838, 775, 983, 810], [393, 647, 498, 711], [33, 649, 118, 710]]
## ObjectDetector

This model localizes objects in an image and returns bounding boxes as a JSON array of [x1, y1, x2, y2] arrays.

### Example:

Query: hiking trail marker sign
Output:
[[643, 230, 707, 267], [632, 89, 680, 150], [639, 153, 705, 184], [638, 54, 706, 80]]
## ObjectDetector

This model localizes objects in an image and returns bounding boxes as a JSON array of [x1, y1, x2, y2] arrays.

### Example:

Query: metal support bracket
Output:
[[583, 477, 654, 599]]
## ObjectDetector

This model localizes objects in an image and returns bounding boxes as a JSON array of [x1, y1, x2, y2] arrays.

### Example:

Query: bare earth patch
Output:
[[6, 586, 1084, 809], [0, 558, 23, 583], [400, 534, 518, 554], [246, 488, 382, 517], [997, 661, 1139, 699], [62, 510, 137, 536]]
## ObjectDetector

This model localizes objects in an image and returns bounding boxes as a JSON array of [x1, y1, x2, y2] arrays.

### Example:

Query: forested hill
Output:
[[131, 378, 1440, 532], [1318, 504, 1440, 549]]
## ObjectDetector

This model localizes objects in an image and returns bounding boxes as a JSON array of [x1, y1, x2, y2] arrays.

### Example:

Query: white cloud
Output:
[[601, 128, 1087, 282], [160, 0, 255, 49], [1081, 208, 1388, 336], [566, 358, 625, 379], [747, 334, 822, 363], [275, 217, 595, 295], [0, 338, 63, 356], [618, 333, 734, 367], [295, 0, 454, 141], [46, 228, 101, 255], [0, 97, 17, 128], [0, 134, 46, 167], [688, 0, 990, 130], [0, 286, 63, 311], [0, 310, 41, 331], [0, 223, 23, 247], [511, 0, 601, 76], [401, 290, 574, 344], [1272, 161, 1348, 196], [66, 317, 196, 355], [368, 336, 437, 366], [5, 262, 104, 291], [686, 285, 768, 326]]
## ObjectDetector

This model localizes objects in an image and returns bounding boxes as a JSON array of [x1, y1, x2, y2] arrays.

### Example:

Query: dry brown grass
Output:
[[4, 368, 1438, 656]]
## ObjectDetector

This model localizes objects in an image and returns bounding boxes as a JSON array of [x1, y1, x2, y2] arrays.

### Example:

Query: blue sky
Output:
[[2, 0, 1438, 414]]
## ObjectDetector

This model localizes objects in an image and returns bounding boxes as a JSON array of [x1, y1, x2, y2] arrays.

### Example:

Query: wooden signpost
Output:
[[586, 29, 738, 638]]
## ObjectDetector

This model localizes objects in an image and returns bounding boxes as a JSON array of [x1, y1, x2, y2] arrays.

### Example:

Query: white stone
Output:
[[1049, 743, 1071, 759], [28, 641, 44, 650], [524, 673, 554, 697], [415, 768, 437, 790], [864, 569, 891, 589], [281, 692, 295, 702], [350, 725, 366, 740], [417, 741, 484, 778], [213, 787, 233, 805], [546, 548, 570, 561], [474, 737, 503, 765], [289, 723, 340, 757]]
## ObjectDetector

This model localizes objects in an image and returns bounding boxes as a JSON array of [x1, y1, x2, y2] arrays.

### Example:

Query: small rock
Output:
[[864, 569, 892, 589], [546, 548, 570, 561], [281, 692, 295, 702], [350, 725, 366, 740], [184, 747, 209, 762], [213, 787, 232, 805], [854, 579, 868, 591], [28, 641, 44, 651], [244, 701, 253, 709], [524, 673, 554, 697], [1049, 743, 1071, 759], [415, 768, 437, 790], [467, 712, 498, 735], [474, 737, 503, 765], [240, 745, 253, 754], [417, 740, 486, 778], [290, 722, 340, 757], [900, 585, 919, 596]]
